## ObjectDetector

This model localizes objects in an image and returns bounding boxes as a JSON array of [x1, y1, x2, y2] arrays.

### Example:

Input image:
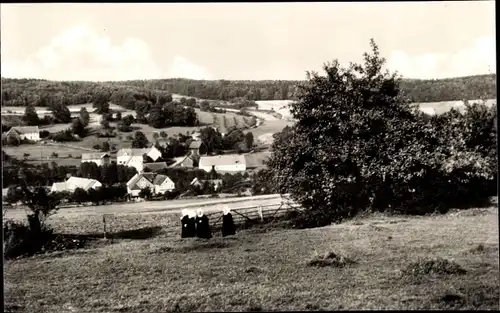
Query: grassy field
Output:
[[3, 144, 92, 160], [4, 205, 498, 312]]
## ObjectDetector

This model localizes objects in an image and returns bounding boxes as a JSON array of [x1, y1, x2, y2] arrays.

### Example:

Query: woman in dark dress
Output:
[[180, 209, 196, 238], [195, 209, 212, 239], [221, 206, 236, 237]]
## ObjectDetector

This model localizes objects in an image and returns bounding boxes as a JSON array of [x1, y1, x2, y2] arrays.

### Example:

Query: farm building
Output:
[[143, 162, 169, 172], [50, 176, 102, 193], [190, 178, 223, 191], [169, 155, 195, 168], [199, 154, 247, 173], [3, 126, 41, 142], [188, 140, 208, 156], [117, 146, 162, 173], [81, 153, 111, 166], [126, 173, 175, 197]]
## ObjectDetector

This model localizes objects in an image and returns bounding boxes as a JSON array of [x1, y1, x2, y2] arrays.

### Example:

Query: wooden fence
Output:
[[160, 199, 302, 237], [98, 198, 302, 239]]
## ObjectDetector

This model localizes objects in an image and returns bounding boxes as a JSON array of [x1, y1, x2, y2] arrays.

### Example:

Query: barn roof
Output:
[[199, 154, 246, 168], [9, 126, 40, 134], [144, 162, 168, 171], [52, 176, 101, 191], [66, 177, 101, 190]]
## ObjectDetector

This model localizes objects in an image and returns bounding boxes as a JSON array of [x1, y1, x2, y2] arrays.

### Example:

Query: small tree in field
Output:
[[132, 131, 150, 148], [18, 184, 60, 234]]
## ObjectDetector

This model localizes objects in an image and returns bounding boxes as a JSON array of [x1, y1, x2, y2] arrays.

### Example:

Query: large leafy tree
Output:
[[267, 39, 433, 225], [49, 102, 71, 123]]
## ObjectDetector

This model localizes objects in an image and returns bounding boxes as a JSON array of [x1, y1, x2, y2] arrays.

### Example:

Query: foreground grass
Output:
[[5, 207, 499, 312]]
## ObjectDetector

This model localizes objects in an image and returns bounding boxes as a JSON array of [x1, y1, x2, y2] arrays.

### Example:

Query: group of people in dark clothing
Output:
[[180, 207, 236, 239]]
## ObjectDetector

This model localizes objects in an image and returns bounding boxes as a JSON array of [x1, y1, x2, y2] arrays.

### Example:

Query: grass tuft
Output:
[[402, 257, 467, 277], [307, 251, 357, 268]]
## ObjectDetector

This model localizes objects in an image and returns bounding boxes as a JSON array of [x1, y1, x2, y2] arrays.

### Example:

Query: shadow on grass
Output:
[[154, 237, 236, 254], [61, 226, 164, 241], [435, 284, 500, 310]]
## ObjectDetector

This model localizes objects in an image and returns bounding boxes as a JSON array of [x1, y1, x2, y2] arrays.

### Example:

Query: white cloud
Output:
[[1, 23, 212, 81], [168, 55, 212, 80], [386, 36, 495, 79]]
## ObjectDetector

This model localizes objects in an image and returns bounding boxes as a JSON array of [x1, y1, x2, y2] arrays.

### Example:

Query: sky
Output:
[[1, 2, 496, 81]]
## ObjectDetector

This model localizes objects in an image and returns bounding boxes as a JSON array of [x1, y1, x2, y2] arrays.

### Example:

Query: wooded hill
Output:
[[1, 74, 496, 108]]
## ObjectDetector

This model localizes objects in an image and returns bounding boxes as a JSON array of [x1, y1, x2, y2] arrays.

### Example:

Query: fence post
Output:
[[258, 205, 264, 221], [102, 214, 107, 240]]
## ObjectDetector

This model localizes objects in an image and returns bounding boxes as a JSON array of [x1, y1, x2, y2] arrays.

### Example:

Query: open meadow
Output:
[[4, 204, 498, 312]]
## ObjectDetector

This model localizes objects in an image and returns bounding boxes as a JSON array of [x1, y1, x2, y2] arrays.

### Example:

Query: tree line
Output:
[[2, 73, 496, 107]]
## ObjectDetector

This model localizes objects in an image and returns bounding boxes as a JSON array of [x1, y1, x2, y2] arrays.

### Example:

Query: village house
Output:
[[50, 176, 102, 193], [3, 126, 41, 143], [188, 140, 208, 156], [198, 154, 247, 173], [169, 155, 195, 168], [117, 146, 162, 173], [81, 152, 111, 166], [126, 172, 175, 197], [190, 177, 223, 191]]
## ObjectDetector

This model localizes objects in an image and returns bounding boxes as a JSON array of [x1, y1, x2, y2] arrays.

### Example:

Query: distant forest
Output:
[[1, 74, 496, 108]]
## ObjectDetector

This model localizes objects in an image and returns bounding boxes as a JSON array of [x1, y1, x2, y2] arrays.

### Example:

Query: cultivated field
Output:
[[4, 204, 498, 311], [3, 144, 94, 160]]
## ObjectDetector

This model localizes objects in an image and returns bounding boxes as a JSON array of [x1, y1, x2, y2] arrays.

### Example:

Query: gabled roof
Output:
[[153, 174, 171, 185], [52, 182, 67, 191], [117, 148, 150, 157], [81, 153, 110, 161], [189, 141, 203, 149], [66, 177, 100, 190], [127, 173, 173, 190], [144, 162, 168, 171], [199, 154, 246, 168], [10, 126, 40, 134], [52, 176, 101, 191], [169, 155, 194, 168]]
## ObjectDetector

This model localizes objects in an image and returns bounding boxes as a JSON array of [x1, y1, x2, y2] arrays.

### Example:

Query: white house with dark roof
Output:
[[126, 172, 175, 197], [81, 152, 111, 166], [198, 154, 247, 173], [3, 126, 40, 142], [117, 146, 162, 173], [50, 176, 102, 193]]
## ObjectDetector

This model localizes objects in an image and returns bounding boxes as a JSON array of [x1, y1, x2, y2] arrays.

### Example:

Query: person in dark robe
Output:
[[195, 209, 212, 239], [180, 209, 196, 238], [221, 206, 236, 237]]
